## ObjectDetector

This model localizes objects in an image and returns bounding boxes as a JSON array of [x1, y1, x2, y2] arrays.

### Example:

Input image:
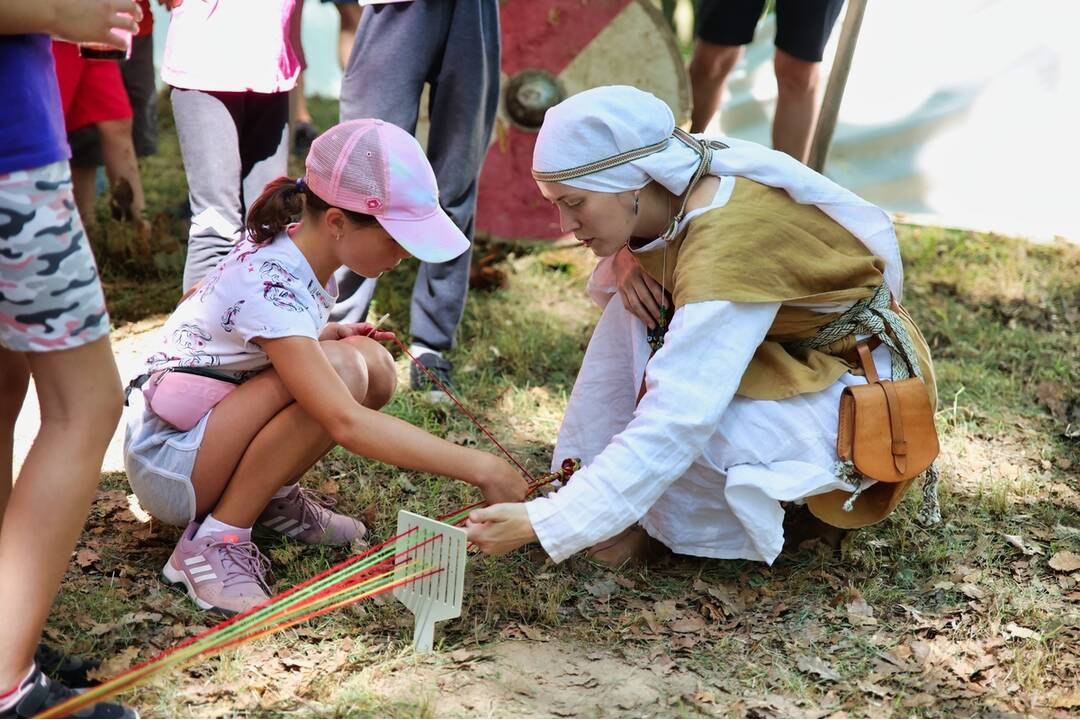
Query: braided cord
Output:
[[787, 283, 922, 381], [531, 137, 670, 183]]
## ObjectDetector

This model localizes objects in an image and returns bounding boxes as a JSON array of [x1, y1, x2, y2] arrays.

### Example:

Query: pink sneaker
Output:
[[256, 486, 366, 546], [162, 522, 272, 616]]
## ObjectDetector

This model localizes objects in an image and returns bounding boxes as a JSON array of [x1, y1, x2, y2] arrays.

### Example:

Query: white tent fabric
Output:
[[702, 0, 1080, 243]]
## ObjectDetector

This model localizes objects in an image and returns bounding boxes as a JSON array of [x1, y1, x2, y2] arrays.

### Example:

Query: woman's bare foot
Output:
[[585, 525, 670, 566]]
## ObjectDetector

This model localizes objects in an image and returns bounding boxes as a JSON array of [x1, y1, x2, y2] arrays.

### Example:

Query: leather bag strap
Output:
[[878, 379, 908, 474], [856, 340, 880, 383]]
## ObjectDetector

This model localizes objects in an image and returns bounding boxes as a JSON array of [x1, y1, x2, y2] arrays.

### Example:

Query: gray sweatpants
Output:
[[333, 0, 500, 352], [172, 88, 290, 291]]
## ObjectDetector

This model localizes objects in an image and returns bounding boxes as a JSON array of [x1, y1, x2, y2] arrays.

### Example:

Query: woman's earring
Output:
[[633, 193, 640, 215]]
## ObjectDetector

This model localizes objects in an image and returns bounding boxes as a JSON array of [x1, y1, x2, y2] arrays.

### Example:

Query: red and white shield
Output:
[[418, 0, 689, 243]]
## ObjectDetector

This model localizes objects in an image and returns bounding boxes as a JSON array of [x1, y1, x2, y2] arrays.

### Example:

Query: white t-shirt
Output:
[[145, 230, 337, 380]]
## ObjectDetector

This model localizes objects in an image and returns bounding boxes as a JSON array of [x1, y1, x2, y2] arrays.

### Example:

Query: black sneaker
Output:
[[409, 352, 453, 402], [292, 122, 318, 156], [0, 666, 137, 719], [33, 644, 100, 689]]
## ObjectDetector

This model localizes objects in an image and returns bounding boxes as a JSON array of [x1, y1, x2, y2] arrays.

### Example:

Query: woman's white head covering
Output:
[[532, 85, 905, 299]]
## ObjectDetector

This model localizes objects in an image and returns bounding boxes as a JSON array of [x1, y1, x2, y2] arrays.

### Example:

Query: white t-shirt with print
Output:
[[145, 230, 337, 379]]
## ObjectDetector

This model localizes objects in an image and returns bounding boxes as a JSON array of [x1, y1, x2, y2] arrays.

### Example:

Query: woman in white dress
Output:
[[465, 86, 938, 565]]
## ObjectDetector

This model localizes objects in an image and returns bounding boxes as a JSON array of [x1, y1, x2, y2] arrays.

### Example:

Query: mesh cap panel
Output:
[[305, 122, 388, 214]]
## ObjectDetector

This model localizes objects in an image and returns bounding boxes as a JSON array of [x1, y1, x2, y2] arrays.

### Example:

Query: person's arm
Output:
[[288, 0, 306, 72], [260, 335, 529, 504], [466, 299, 781, 559], [0, 0, 140, 47]]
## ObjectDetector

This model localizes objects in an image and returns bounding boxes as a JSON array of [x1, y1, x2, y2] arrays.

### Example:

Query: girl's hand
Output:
[[465, 504, 537, 556], [613, 245, 665, 328], [473, 455, 529, 505], [319, 322, 396, 343]]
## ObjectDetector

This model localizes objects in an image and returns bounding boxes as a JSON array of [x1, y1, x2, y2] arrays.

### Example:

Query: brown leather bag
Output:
[[836, 341, 939, 483]]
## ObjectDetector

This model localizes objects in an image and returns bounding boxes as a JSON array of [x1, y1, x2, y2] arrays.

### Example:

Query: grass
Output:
[[48, 96, 1080, 717]]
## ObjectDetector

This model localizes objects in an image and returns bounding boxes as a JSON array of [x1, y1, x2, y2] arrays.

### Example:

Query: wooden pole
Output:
[[808, 0, 868, 173]]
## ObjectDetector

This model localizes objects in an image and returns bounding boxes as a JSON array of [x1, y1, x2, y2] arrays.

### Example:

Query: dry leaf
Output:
[[957, 582, 986, 600], [1046, 690, 1080, 708], [640, 610, 662, 635], [1035, 381, 1067, 419], [86, 646, 140, 683], [585, 577, 618, 598], [1003, 622, 1040, 640], [797, 655, 842, 682], [519, 624, 546, 641], [901, 692, 936, 708], [1003, 533, 1043, 555], [1048, 550, 1080, 572], [75, 548, 101, 568], [650, 652, 676, 675], [653, 599, 678, 622], [857, 680, 891, 698], [845, 595, 878, 626], [669, 613, 707, 634], [671, 634, 699, 651]]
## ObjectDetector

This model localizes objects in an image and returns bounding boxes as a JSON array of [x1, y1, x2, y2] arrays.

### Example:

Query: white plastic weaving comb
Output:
[[392, 510, 467, 652]]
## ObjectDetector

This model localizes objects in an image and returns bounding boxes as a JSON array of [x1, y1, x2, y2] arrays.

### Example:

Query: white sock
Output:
[[193, 514, 252, 543], [272, 484, 297, 500], [0, 664, 36, 713], [409, 344, 442, 359]]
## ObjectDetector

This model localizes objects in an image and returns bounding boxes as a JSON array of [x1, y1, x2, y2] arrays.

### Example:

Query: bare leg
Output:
[[69, 165, 99, 231], [189, 337, 396, 527], [0, 337, 123, 689], [772, 48, 823, 163], [97, 118, 147, 220], [688, 40, 743, 133], [0, 348, 30, 528], [337, 3, 363, 70], [292, 74, 313, 126]]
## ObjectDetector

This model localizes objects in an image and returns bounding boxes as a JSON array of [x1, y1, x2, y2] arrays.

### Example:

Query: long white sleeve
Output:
[[525, 299, 780, 562]]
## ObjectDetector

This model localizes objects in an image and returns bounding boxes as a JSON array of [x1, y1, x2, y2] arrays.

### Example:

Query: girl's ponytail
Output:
[[244, 176, 380, 244], [244, 176, 305, 244]]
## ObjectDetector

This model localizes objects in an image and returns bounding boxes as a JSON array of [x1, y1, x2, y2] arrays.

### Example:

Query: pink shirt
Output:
[[161, 0, 301, 94]]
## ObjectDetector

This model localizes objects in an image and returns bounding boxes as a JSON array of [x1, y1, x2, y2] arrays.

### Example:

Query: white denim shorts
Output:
[[123, 392, 210, 527]]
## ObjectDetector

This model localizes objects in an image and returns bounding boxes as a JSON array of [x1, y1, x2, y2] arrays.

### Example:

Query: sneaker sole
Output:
[[161, 563, 237, 618]]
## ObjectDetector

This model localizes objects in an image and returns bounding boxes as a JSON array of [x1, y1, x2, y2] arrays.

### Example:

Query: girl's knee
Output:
[[339, 336, 397, 409], [321, 339, 370, 403]]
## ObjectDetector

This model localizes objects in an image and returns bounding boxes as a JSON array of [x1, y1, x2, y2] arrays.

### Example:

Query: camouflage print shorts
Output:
[[0, 160, 110, 352]]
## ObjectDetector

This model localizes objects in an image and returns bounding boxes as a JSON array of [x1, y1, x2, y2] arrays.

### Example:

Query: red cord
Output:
[[391, 337, 537, 484]]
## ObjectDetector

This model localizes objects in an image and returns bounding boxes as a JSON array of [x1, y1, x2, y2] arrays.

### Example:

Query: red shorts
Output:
[[51, 41, 133, 132]]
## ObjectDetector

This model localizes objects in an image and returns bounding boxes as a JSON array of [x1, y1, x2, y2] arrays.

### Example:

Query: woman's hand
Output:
[[318, 322, 396, 343], [613, 245, 665, 328], [465, 503, 537, 556], [472, 455, 529, 505]]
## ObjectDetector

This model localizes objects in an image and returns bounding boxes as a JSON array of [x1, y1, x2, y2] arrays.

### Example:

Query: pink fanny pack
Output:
[[142, 368, 241, 431]]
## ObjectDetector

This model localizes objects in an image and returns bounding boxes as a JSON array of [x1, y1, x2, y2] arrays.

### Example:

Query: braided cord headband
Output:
[[531, 136, 670, 183], [531, 128, 727, 235]]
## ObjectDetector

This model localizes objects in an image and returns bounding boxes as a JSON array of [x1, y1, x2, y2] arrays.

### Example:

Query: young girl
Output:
[[466, 86, 937, 565], [124, 119, 528, 616]]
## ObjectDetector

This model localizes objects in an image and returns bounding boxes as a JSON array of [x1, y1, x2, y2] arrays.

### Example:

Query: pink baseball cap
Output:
[[304, 119, 469, 263]]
